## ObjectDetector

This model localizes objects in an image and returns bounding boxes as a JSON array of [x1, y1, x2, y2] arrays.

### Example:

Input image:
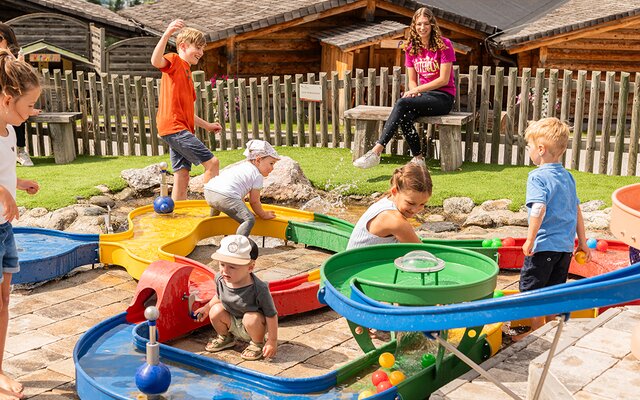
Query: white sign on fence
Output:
[[299, 84, 323, 102]]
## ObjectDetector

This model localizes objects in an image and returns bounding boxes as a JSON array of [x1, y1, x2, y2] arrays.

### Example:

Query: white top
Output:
[[347, 196, 399, 250], [0, 125, 17, 224], [203, 161, 263, 199]]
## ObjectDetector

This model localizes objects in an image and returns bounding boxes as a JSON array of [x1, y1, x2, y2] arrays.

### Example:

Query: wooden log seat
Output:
[[28, 112, 82, 164], [343, 105, 472, 172]]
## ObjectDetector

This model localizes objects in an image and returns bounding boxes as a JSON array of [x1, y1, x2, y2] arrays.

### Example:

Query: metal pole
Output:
[[531, 315, 566, 400]]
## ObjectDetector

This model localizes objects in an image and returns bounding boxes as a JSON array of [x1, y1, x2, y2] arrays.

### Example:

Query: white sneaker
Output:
[[410, 156, 426, 169], [17, 148, 34, 167], [353, 150, 381, 169]]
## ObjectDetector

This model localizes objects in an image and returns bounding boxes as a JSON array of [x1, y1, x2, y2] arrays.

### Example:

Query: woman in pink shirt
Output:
[[354, 7, 456, 169]]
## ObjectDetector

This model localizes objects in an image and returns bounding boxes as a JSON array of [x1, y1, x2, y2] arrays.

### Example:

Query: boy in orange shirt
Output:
[[151, 19, 221, 201]]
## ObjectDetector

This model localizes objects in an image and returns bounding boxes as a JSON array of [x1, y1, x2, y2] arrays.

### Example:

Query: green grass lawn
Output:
[[15, 148, 639, 210]]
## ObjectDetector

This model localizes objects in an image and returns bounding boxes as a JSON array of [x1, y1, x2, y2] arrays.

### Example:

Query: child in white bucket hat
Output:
[[195, 235, 278, 360], [203, 140, 280, 236]]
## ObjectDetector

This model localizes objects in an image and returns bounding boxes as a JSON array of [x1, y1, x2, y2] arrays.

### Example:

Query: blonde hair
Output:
[[386, 162, 433, 197], [406, 7, 446, 56], [524, 117, 569, 157], [0, 49, 40, 99], [176, 27, 206, 48]]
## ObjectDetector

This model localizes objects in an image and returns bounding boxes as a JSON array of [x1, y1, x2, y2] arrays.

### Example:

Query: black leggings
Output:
[[377, 90, 454, 156], [13, 122, 26, 148]]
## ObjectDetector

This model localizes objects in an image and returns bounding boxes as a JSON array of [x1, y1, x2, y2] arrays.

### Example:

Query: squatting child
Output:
[[521, 117, 590, 332], [204, 140, 279, 236], [195, 235, 278, 361], [347, 162, 432, 249], [0, 49, 41, 400], [151, 19, 221, 202]]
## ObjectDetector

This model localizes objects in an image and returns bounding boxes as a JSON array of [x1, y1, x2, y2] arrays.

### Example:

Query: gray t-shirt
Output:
[[216, 273, 277, 319]]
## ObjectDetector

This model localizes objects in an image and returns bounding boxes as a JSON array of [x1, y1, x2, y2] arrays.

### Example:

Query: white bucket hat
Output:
[[211, 235, 259, 265], [243, 140, 280, 160]]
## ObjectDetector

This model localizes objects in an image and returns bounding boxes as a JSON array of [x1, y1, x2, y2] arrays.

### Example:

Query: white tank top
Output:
[[347, 196, 398, 250], [0, 125, 17, 224]]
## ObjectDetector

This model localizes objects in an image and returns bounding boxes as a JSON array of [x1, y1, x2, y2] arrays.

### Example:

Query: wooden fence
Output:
[[29, 66, 640, 176]]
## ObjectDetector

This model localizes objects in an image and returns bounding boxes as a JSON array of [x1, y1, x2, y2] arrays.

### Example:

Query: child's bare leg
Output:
[[201, 156, 219, 184], [0, 387, 21, 400], [0, 274, 23, 398], [171, 168, 190, 201], [242, 312, 266, 343], [209, 303, 231, 336]]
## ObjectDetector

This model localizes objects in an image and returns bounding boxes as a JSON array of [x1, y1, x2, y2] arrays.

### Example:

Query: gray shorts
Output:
[[161, 130, 213, 172], [204, 190, 256, 236]]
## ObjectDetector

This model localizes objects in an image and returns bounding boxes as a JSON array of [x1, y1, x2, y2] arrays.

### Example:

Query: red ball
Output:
[[596, 240, 608, 252], [371, 370, 389, 386], [502, 237, 516, 247], [376, 380, 393, 393]]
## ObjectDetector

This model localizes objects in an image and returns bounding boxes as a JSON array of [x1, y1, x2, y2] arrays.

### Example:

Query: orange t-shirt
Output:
[[156, 53, 196, 136]]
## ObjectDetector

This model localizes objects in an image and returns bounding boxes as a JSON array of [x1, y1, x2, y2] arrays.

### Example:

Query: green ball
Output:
[[481, 239, 493, 248], [493, 290, 505, 298], [491, 238, 502, 248], [421, 353, 436, 368]]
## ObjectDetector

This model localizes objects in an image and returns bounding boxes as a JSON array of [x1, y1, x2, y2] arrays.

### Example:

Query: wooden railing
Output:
[[28, 66, 640, 176]]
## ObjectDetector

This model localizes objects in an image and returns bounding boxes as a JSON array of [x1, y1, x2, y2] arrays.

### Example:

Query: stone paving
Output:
[[6, 231, 637, 399]]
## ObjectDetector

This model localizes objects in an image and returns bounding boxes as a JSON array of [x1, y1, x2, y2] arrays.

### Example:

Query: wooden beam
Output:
[[225, 37, 236, 76], [539, 46, 547, 67], [363, 0, 376, 22], [205, 0, 367, 51], [506, 14, 640, 54]]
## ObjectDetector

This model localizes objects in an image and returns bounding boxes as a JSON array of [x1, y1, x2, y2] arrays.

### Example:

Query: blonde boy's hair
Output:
[[176, 27, 206, 48], [524, 117, 569, 157]]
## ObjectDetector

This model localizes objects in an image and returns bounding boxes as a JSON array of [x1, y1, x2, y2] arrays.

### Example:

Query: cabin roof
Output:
[[311, 20, 407, 51], [493, 0, 640, 49], [20, 39, 93, 65], [8, 0, 142, 33]]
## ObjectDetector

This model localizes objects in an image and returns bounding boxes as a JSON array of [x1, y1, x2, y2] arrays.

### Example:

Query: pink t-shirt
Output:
[[404, 37, 456, 97]]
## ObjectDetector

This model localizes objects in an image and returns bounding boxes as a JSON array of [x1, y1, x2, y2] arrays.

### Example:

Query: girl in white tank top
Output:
[[347, 163, 433, 250]]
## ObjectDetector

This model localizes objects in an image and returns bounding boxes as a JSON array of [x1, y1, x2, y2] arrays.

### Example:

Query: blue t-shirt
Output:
[[526, 163, 579, 253]]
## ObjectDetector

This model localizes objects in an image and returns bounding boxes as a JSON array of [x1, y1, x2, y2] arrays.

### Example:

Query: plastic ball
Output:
[[376, 380, 393, 393], [371, 370, 389, 386], [493, 290, 505, 298], [135, 362, 171, 395], [378, 352, 395, 369], [587, 238, 598, 249], [491, 238, 503, 248], [159, 161, 168, 170], [575, 250, 588, 264], [358, 390, 376, 399], [388, 370, 406, 385], [153, 196, 175, 214], [596, 240, 608, 252], [481, 239, 493, 248], [421, 353, 436, 368], [502, 237, 516, 247]]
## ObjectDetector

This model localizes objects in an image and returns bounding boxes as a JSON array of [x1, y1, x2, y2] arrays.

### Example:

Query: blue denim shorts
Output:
[[161, 130, 214, 172], [0, 222, 20, 283]]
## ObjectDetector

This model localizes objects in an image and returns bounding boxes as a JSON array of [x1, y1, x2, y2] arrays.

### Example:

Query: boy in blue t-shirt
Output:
[[521, 117, 590, 332]]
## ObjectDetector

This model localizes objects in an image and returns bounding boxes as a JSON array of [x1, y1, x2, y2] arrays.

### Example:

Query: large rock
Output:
[[262, 156, 316, 201], [443, 197, 475, 215], [121, 164, 164, 193]]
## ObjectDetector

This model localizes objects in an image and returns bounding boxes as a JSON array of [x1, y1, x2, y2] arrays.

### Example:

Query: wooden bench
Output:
[[343, 105, 473, 172], [28, 112, 82, 164]]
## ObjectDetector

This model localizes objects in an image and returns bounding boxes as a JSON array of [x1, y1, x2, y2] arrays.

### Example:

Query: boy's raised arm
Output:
[[151, 19, 184, 69]]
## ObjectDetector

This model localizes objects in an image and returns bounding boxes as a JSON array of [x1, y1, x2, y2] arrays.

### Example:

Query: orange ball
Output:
[[388, 370, 406, 385], [378, 352, 395, 369], [575, 250, 588, 264]]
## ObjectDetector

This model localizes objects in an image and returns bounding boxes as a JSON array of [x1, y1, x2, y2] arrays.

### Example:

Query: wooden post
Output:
[[465, 66, 477, 162], [504, 67, 518, 166], [532, 68, 545, 120], [216, 79, 228, 150], [134, 76, 147, 156], [122, 75, 135, 155], [628, 72, 640, 176], [228, 79, 238, 149], [238, 78, 249, 147], [343, 70, 352, 150], [64, 70, 74, 112], [284, 75, 294, 146], [145, 77, 158, 156], [100, 73, 113, 156], [477, 66, 491, 163], [547, 69, 558, 119], [598, 71, 615, 174], [330, 71, 340, 148], [560, 69, 573, 165], [88, 72, 101, 156], [110, 74, 124, 156], [571, 71, 587, 171], [516, 68, 531, 165], [612, 72, 629, 176], [261, 77, 271, 143], [306, 73, 316, 147], [272, 76, 282, 146], [490, 67, 504, 164], [319, 72, 328, 147], [76, 71, 90, 155], [250, 78, 260, 141], [53, 70, 63, 112], [585, 71, 601, 173], [295, 74, 305, 147], [205, 83, 216, 150]]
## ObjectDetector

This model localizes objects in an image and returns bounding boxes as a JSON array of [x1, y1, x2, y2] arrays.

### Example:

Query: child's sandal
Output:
[[205, 335, 235, 352], [241, 341, 264, 361]]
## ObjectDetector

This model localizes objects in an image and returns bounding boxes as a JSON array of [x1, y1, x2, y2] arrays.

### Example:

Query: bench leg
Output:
[[352, 120, 381, 161], [49, 122, 77, 164], [439, 125, 462, 172]]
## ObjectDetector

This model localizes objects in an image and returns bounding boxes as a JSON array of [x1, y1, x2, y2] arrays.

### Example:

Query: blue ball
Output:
[[135, 362, 171, 395], [153, 196, 174, 214], [586, 238, 598, 249]]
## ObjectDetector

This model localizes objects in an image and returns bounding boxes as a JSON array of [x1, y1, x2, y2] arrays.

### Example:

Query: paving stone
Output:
[[17, 368, 72, 398], [602, 308, 640, 333], [541, 346, 618, 392], [277, 362, 330, 378], [306, 345, 363, 370], [573, 390, 617, 399], [9, 313, 55, 336], [581, 357, 640, 399], [47, 358, 76, 379], [9, 296, 51, 317], [262, 342, 319, 370], [37, 314, 104, 338], [75, 286, 133, 306], [439, 381, 521, 400], [80, 302, 128, 320], [30, 284, 92, 303], [6, 331, 60, 355], [277, 324, 305, 341], [294, 327, 350, 352], [42, 335, 81, 359], [33, 299, 96, 320], [574, 326, 632, 358], [4, 348, 66, 378]]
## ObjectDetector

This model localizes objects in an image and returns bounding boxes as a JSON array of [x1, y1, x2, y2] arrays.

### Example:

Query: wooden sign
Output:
[[299, 84, 322, 102], [29, 53, 61, 62]]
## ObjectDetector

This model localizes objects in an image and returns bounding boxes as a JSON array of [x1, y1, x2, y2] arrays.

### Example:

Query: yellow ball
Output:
[[378, 352, 395, 369], [388, 370, 406, 385], [575, 250, 587, 264], [358, 389, 376, 399]]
